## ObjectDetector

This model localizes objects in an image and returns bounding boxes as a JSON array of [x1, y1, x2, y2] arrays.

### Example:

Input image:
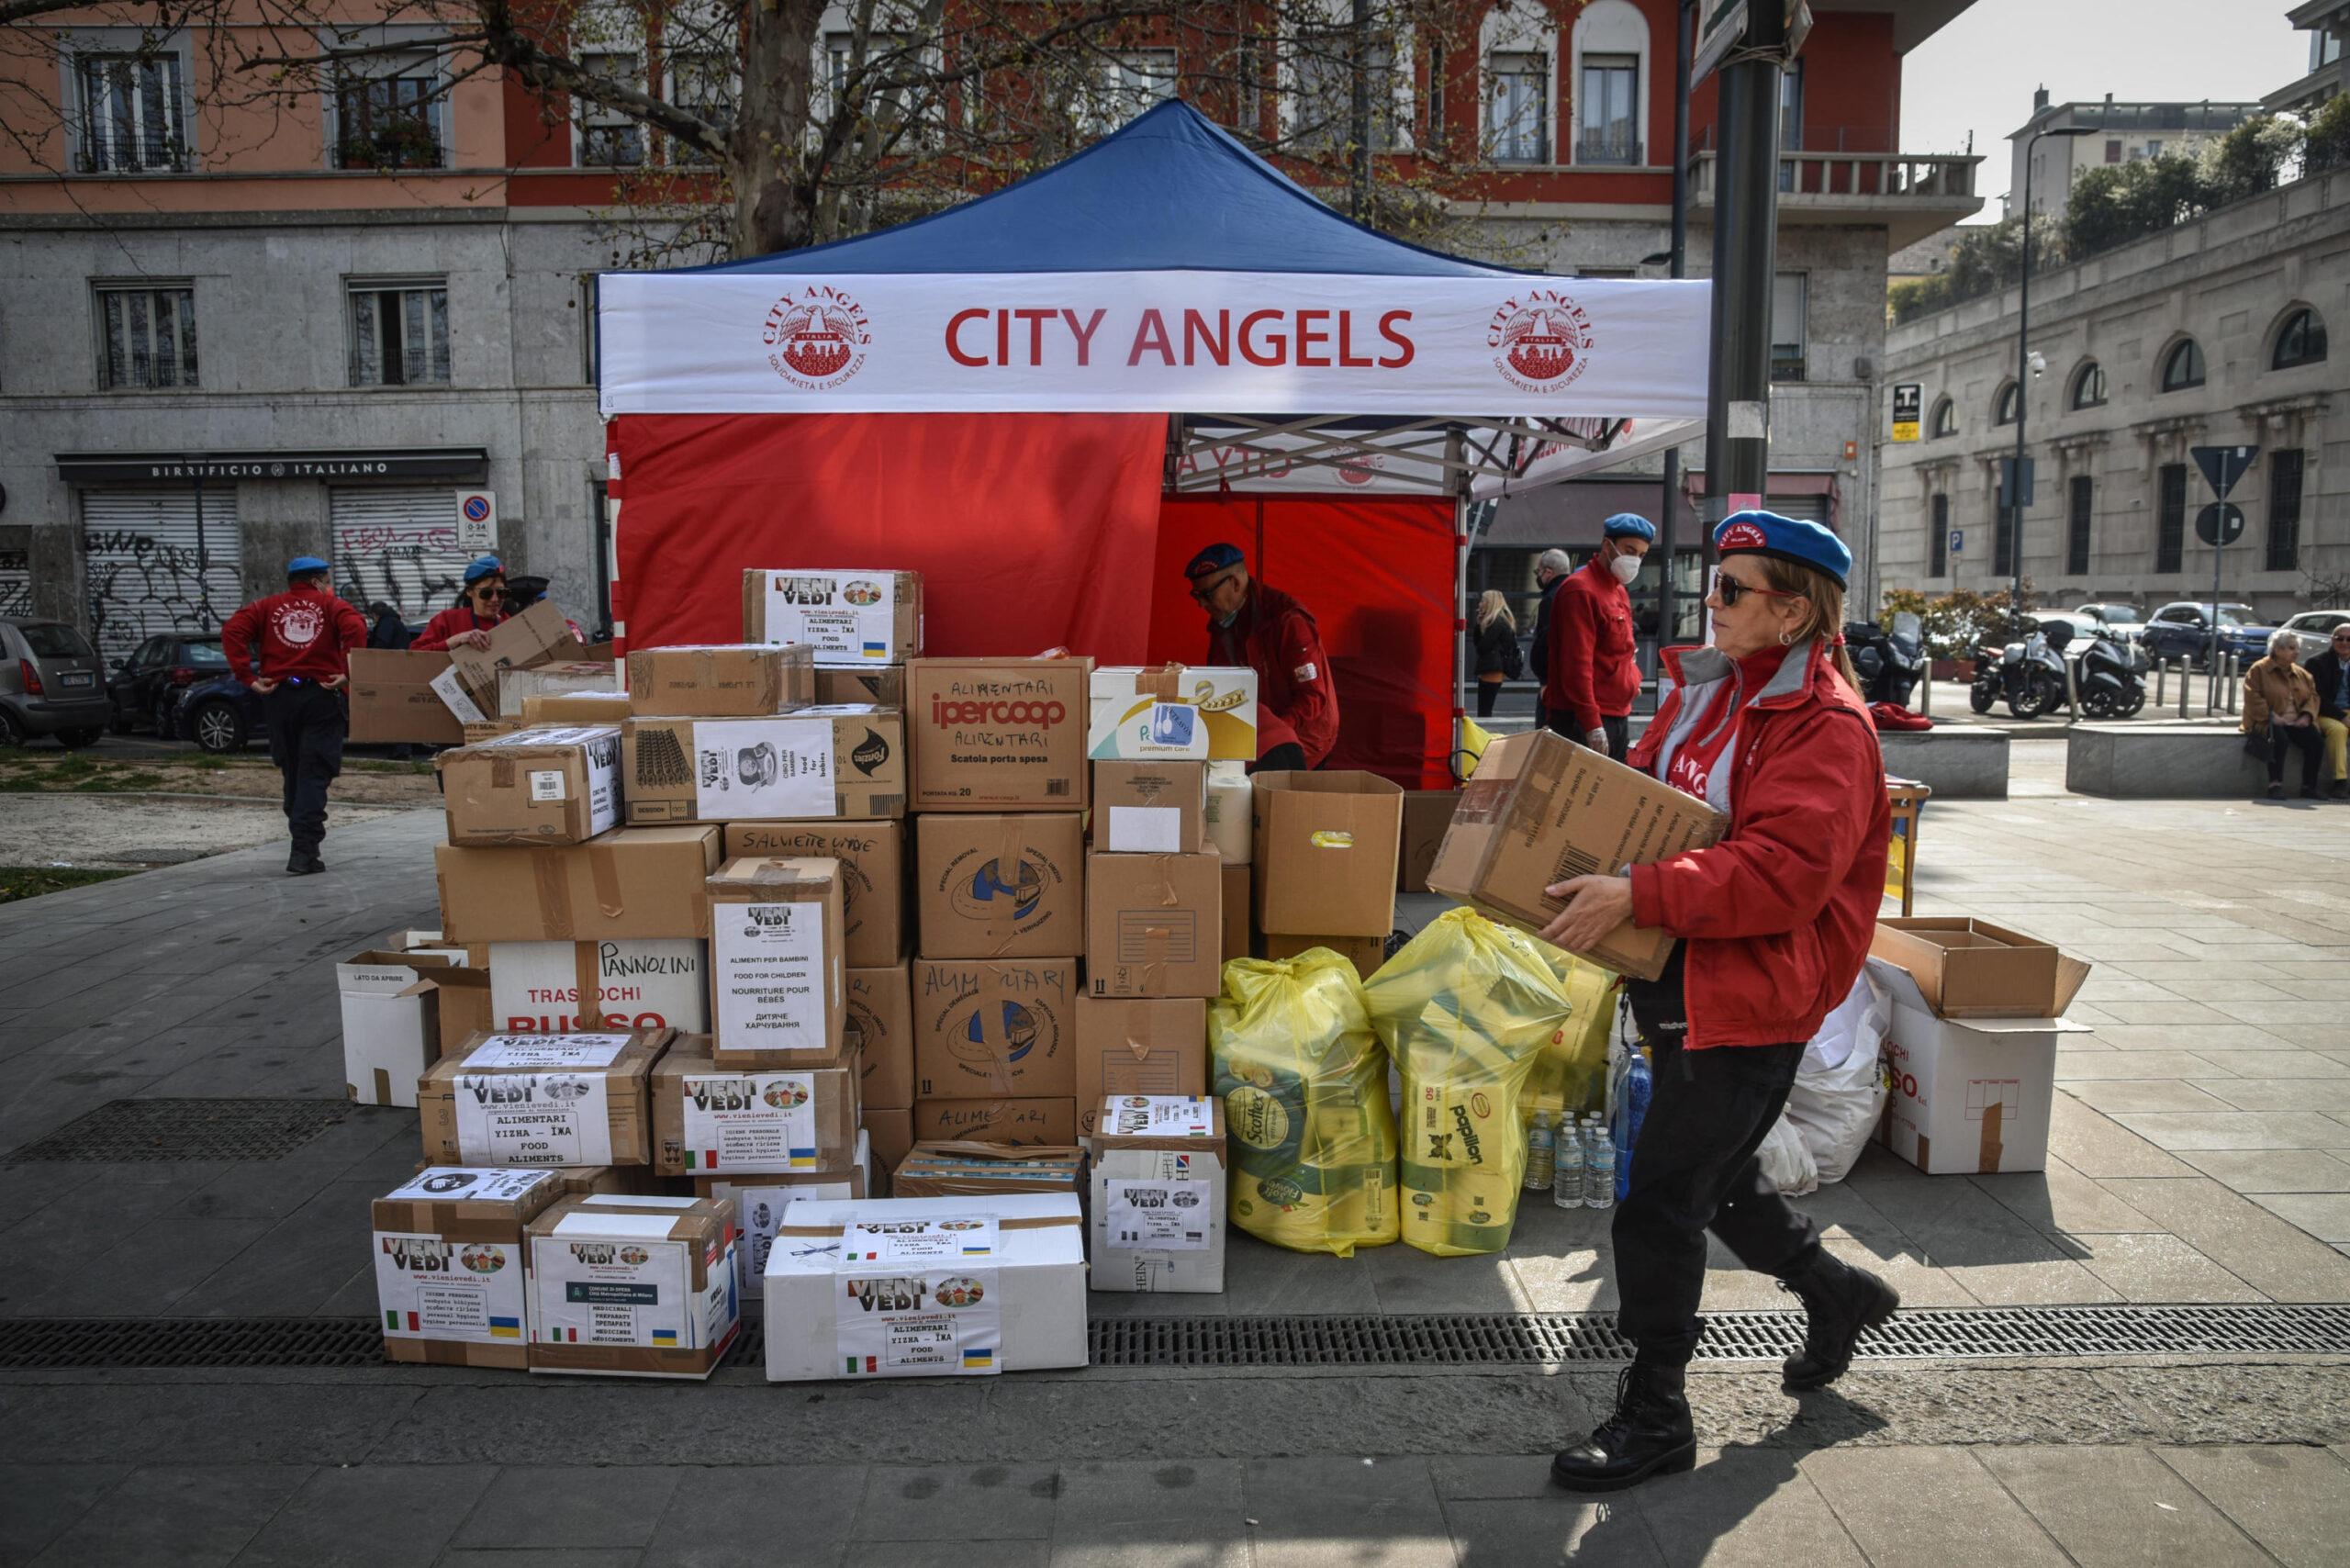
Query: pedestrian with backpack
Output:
[[1472, 590, 1523, 719]]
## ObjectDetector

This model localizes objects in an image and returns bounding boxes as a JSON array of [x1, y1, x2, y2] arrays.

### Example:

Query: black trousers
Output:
[[1256, 741, 1308, 772], [263, 682, 347, 856], [2268, 721, 2321, 790], [1613, 951, 1819, 1357], [1546, 711, 1629, 762], [1475, 680, 1504, 718]]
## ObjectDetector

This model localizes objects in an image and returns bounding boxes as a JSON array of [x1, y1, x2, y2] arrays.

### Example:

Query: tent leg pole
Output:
[[1452, 430, 1470, 780]]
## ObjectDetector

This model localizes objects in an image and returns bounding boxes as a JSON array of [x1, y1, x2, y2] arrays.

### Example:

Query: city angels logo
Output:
[[1488, 288, 1595, 394], [275, 599, 326, 647], [762, 284, 870, 389]]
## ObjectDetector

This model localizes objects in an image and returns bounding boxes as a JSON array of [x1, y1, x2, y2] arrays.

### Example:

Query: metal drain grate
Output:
[[4, 1099, 353, 1163], [6, 1304, 2348, 1371]]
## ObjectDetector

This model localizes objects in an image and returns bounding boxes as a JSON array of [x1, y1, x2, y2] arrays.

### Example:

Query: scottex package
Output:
[[1519, 951, 1617, 1126], [1209, 951, 1398, 1257], [1363, 910, 1570, 1257]]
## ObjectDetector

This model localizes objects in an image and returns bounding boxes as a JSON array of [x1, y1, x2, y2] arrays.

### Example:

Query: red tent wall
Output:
[[613, 412, 1166, 659], [1148, 493, 1456, 789]]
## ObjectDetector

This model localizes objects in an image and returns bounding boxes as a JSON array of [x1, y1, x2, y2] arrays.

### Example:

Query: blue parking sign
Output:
[[1949, 529, 1964, 554]]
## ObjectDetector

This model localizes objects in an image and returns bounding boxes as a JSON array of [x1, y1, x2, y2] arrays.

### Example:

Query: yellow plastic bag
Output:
[[1210, 951, 1400, 1257], [1520, 951, 1617, 1126], [1363, 909, 1578, 1257]]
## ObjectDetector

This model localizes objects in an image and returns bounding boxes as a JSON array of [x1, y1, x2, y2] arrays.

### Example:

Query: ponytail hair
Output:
[[1756, 555, 1863, 696]]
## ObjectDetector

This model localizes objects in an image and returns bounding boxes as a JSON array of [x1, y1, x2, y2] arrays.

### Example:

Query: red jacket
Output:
[[222, 587, 368, 685], [411, 603, 504, 652], [1208, 581, 1338, 767], [1626, 640, 1890, 1051], [1546, 559, 1640, 732]]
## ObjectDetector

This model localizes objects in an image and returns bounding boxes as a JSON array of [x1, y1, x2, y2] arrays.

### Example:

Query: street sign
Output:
[[1998, 456, 2036, 510], [1948, 529, 1964, 555], [1695, 0, 1810, 82], [2194, 502, 2245, 548], [2190, 444, 2258, 499], [456, 489, 497, 551], [1891, 383, 1921, 442]]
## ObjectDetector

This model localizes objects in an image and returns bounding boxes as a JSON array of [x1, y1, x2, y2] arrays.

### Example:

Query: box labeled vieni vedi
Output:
[[1250, 771, 1403, 938], [1093, 760, 1206, 853], [374, 1166, 565, 1369], [419, 1028, 673, 1168], [908, 657, 1091, 812], [911, 958, 1076, 1097], [434, 824, 722, 944], [525, 1193, 739, 1379], [1088, 1095, 1227, 1294], [435, 725, 621, 846], [1084, 849, 1223, 998], [915, 813, 1083, 960], [651, 1035, 861, 1176], [626, 643, 815, 717], [706, 857, 845, 1066], [742, 569, 923, 666], [696, 1132, 874, 1304], [725, 819, 906, 969], [1426, 729, 1723, 982], [623, 708, 904, 823]]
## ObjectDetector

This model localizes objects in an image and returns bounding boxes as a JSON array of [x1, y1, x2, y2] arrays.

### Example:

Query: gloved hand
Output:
[[1585, 727, 1608, 753]]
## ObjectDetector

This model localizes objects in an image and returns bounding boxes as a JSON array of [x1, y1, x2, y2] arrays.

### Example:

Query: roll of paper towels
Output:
[[1204, 772, 1253, 866]]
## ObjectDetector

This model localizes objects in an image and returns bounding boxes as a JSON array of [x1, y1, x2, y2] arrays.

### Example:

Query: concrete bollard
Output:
[[2154, 658, 2166, 707], [2177, 660, 2190, 720], [2225, 654, 2240, 716], [2065, 654, 2082, 722]]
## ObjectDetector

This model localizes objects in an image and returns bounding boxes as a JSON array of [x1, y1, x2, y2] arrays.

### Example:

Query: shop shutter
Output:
[[330, 486, 465, 628], [0, 547, 29, 621], [80, 487, 243, 662], [1762, 495, 1830, 525]]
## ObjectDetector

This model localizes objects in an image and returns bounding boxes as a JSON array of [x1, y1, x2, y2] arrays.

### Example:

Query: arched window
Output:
[[1929, 396, 1956, 438], [2069, 361, 2106, 409], [2160, 338, 2205, 392], [1994, 381, 2020, 425], [2272, 308, 2328, 370]]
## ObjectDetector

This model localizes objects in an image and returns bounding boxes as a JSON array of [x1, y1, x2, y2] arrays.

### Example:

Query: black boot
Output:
[[1550, 1358, 1696, 1492], [1778, 1252, 1898, 1392], [287, 850, 325, 876]]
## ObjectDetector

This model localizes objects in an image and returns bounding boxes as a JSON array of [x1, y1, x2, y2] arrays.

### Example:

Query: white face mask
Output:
[[1608, 553, 1643, 586]]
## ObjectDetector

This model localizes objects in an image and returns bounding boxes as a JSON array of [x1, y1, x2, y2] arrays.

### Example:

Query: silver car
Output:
[[2278, 609, 2350, 661], [0, 619, 115, 748]]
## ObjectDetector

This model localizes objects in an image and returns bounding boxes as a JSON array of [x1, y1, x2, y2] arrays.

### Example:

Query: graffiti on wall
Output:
[[83, 529, 241, 663], [0, 551, 30, 621], [332, 522, 466, 627]]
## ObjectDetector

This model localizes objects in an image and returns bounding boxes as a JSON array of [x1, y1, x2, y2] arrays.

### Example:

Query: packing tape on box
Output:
[[1136, 665, 1181, 701], [775, 1213, 1080, 1239], [1204, 776, 1252, 865], [1115, 1002, 1158, 1062], [988, 817, 1035, 954], [490, 756, 517, 789], [574, 942, 609, 1029], [589, 845, 625, 920], [533, 852, 576, 940], [374, 1067, 393, 1103]]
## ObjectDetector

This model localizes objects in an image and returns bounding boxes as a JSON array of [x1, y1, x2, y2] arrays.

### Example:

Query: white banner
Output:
[[599, 271, 1710, 420]]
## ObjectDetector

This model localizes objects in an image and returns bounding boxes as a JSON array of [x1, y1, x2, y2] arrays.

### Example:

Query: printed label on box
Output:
[[453, 1073, 613, 1166], [528, 770, 568, 802], [716, 1178, 856, 1293], [533, 1233, 689, 1349], [834, 1266, 1001, 1376], [712, 902, 829, 1049], [840, 1215, 1000, 1263], [1105, 805, 1181, 854], [680, 1071, 817, 1171], [692, 719, 836, 819], [431, 665, 488, 724], [762, 572, 899, 665], [490, 940, 707, 1035], [375, 1232, 529, 1343], [1103, 1179, 1213, 1250], [1107, 1095, 1216, 1136], [386, 1168, 555, 1204], [465, 1034, 632, 1070]]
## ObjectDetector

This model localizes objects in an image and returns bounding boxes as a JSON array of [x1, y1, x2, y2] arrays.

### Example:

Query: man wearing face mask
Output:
[[1544, 514, 1653, 760], [1185, 543, 1337, 772]]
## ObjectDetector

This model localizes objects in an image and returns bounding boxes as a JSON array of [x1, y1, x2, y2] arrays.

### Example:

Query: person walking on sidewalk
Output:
[[222, 557, 368, 875], [1472, 590, 1523, 719], [1536, 511, 1895, 1493], [1544, 515, 1652, 761], [1527, 548, 1572, 729], [2307, 625, 2350, 800], [2244, 630, 2325, 801]]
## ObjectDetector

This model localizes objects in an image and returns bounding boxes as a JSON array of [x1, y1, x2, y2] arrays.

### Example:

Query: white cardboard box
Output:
[[339, 947, 470, 1107], [489, 938, 709, 1034], [1086, 1095, 1226, 1294], [762, 1193, 1086, 1382], [526, 1193, 739, 1378], [1088, 666, 1259, 761], [1867, 957, 2092, 1176], [702, 1130, 875, 1305]]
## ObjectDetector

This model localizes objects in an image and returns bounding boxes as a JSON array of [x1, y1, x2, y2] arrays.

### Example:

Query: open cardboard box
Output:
[[1869, 918, 2085, 1020], [1866, 954, 2093, 1176]]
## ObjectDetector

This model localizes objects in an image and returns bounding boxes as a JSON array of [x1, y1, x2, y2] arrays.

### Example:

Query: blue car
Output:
[[2138, 600, 2276, 670], [168, 668, 264, 753]]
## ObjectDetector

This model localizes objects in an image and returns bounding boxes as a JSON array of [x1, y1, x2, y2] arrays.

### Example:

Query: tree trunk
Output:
[[736, 0, 824, 258]]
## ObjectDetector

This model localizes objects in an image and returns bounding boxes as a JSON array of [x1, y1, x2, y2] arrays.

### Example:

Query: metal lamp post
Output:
[[2009, 122, 2095, 615]]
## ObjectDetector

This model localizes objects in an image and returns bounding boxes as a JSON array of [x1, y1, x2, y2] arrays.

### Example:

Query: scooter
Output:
[[2073, 625, 2150, 719], [1846, 611, 1927, 708], [1997, 624, 2072, 720]]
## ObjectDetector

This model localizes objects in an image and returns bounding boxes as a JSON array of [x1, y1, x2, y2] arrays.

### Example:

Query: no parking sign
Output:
[[456, 489, 497, 550]]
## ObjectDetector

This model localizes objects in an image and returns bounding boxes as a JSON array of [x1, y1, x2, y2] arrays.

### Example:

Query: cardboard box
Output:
[[912, 1097, 1077, 1146], [488, 938, 708, 1034], [1257, 931, 1388, 982], [626, 644, 815, 717], [1400, 789, 1459, 894], [435, 824, 722, 944], [623, 708, 906, 823], [521, 689, 634, 727], [348, 649, 464, 745], [1426, 730, 1724, 982], [340, 946, 471, 1107], [373, 1167, 565, 1370], [742, 568, 923, 666], [1093, 761, 1205, 853], [725, 820, 907, 969], [498, 661, 620, 719], [707, 857, 846, 1065], [816, 666, 906, 709], [912, 958, 1077, 1097], [1868, 956, 2094, 1175], [1072, 998, 1207, 1137], [652, 1036, 861, 1176], [697, 1133, 875, 1305], [1084, 850, 1223, 998], [436, 726, 622, 847], [1220, 863, 1250, 965], [916, 813, 1084, 960], [526, 1193, 740, 1379], [405, 967, 495, 1053], [762, 1193, 1086, 1381], [444, 599, 582, 717], [1087, 665, 1259, 761], [863, 1106, 914, 1175], [1087, 1096, 1226, 1293], [461, 720, 523, 745], [908, 657, 1091, 812], [1870, 920, 2084, 1020], [1203, 763, 1253, 865], [420, 1028, 673, 1168], [1252, 771, 1404, 937], [847, 963, 914, 1111], [891, 1143, 1086, 1200]]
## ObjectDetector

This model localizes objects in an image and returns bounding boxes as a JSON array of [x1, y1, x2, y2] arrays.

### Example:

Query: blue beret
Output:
[[1714, 510, 1851, 588], [286, 555, 330, 576], [1184, 543, 1247, 581], [462, 555, 506, 585], [1602, 512, 1657, 543]]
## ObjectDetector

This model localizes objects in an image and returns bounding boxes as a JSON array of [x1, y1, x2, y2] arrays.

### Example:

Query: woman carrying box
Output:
[[1537, 510, 1895, 1492]]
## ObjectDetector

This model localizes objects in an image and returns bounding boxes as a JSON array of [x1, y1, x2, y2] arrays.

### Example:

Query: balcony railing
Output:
[[1574, 131, 1643, 166], [1689, 151, 1981, 201]]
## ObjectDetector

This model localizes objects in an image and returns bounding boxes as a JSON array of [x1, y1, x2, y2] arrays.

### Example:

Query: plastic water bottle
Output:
[[1615, 1051, 1652, 1204], [1553, 1118, 1584, 1208], [1587, 1126, 1617, 1212], [1524, 1112, 1555, 1192]]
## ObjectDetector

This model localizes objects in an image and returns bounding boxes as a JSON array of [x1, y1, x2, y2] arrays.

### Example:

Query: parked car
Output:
[[109, 633, 233, 735], [0, 619, 113, 748], [2138, 601, 2276, 669], [168, 668, 264, 754], [2277, 609, 2350, 661], [2070, 602, 2145, 642]]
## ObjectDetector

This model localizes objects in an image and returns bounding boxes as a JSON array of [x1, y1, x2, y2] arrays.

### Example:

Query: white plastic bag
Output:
[[1755, 1115, 1818, 1196], [1783, 969, 1892, 1186]]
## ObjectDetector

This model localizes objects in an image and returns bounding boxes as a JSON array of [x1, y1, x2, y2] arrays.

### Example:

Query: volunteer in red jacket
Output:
[[221, 556, 369, 875], [1539, 511, 1895, 1493], [410, 556, 507, 651], [1186, 543, 1337, 771], [1545, 514, 1652, 760]]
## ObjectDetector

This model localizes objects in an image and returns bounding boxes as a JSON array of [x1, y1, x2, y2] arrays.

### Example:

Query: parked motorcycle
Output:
[[1846, 611, 1927, 708], [1996, 624, 2071, 720], [2073, 623, 2150, 719]]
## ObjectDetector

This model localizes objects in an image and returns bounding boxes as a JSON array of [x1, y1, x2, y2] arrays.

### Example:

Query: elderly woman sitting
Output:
[[2244, 630, 2324, 801]]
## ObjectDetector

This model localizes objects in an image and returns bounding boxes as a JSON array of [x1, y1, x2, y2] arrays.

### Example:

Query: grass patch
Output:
[[0, 865, 136, 904]]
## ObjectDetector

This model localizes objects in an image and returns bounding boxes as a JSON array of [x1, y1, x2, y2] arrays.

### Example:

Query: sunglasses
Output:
[[474, 585, 506, 599], [1188, 569, 1240, 606], [1709, 567, 1801, 609]]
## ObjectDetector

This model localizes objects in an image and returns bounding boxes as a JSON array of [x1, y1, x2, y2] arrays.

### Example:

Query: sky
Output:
[[1899, 0, 2313, 221]]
